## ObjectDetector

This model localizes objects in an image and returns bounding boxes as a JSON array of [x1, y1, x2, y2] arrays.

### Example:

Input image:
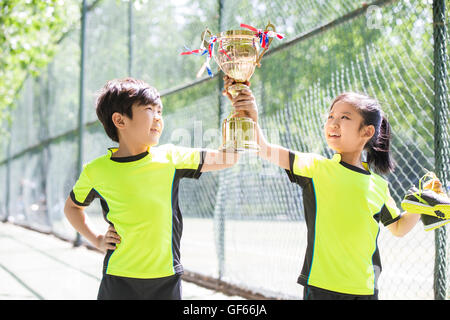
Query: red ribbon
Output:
[[180, 48, 206, 55], [240, 23, 258, 33], [240, 23, 284, 49], [180, 36, 217, 77]]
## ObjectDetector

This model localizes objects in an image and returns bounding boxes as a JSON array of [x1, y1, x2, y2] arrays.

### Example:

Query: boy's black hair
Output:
[[96, 77, 161, 142]]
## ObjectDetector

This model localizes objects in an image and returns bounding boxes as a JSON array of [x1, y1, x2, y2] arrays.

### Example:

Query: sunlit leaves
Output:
[[0, 0, 79, 125]]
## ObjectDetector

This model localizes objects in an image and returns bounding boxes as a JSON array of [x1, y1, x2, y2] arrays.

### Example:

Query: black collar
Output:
[[339, 161, 371, 175], [110, 150, 149, 163]]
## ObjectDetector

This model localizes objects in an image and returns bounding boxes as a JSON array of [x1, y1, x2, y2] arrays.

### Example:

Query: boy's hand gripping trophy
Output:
[[182, 22, 283, 152]]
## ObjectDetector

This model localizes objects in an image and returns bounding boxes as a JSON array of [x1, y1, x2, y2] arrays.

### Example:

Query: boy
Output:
[[64, 77, 257, 299]]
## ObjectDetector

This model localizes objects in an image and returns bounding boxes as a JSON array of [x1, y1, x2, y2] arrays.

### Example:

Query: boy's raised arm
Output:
[[201, 150, 239, 172]]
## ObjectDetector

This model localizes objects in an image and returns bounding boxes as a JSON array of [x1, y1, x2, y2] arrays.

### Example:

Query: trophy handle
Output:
[[201, 27, 213, 49], [255, 22, 276, 67]]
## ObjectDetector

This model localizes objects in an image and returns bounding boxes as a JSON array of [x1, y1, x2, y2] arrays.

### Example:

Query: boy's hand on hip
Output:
[[96, 225, 121, 252]]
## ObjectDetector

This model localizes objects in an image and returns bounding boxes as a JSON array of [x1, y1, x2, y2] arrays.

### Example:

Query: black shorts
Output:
[[303, 285, 378, 300], [97, 274, 182, 300]]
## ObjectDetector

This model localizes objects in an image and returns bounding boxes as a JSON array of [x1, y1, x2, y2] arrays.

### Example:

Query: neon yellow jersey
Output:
[[70, 144, 205, 279], [285, 152, 401, 295]]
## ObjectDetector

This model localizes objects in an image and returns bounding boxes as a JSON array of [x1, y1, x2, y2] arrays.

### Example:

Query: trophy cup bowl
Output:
[[214, 30, 262, 153]]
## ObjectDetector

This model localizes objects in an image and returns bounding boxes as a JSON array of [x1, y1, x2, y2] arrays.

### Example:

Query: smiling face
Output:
[[132, 102, 164, 147], [324, 101, 374, 154], [113, 101, 164, 149]]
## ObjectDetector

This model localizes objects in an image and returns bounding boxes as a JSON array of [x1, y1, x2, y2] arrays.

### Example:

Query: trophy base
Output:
[[219, 117, 259, 153]]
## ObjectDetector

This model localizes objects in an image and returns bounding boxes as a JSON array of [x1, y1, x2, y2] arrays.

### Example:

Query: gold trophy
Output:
[[202, 22, 280, 152]]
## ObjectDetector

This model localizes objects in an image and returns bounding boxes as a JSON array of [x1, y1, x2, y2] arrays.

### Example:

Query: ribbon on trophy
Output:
[[181, 23, 283, 78], [180, 35, 217, 78], [239, 23, 284, 49]]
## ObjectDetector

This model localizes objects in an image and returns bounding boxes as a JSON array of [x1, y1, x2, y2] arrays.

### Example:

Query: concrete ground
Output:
[[0, 222, 244, 300]]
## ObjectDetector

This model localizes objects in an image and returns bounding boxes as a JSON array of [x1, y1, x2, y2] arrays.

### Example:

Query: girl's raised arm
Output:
[[256, 124, 290, 170]]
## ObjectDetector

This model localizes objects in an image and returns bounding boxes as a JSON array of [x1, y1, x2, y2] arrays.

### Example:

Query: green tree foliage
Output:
[[0, 0, 78, 125]]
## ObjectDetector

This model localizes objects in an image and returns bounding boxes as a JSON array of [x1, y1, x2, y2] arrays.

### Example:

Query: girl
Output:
[[230, 86, 424, 300]]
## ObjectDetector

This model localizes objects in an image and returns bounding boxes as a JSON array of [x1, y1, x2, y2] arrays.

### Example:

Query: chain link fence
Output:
[[1, 0, 448, 299]]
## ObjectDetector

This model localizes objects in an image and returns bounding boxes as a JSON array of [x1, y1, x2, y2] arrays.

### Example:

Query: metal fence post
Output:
[[74, 0, 88, 247], [128, 0, 133, 76], [2, 125, 11, 223], [215, 0, 226, 281], [432, 0, 449, 300]]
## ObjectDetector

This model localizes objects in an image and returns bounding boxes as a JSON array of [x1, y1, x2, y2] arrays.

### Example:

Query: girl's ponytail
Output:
[[366, 114, 395, 175]]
